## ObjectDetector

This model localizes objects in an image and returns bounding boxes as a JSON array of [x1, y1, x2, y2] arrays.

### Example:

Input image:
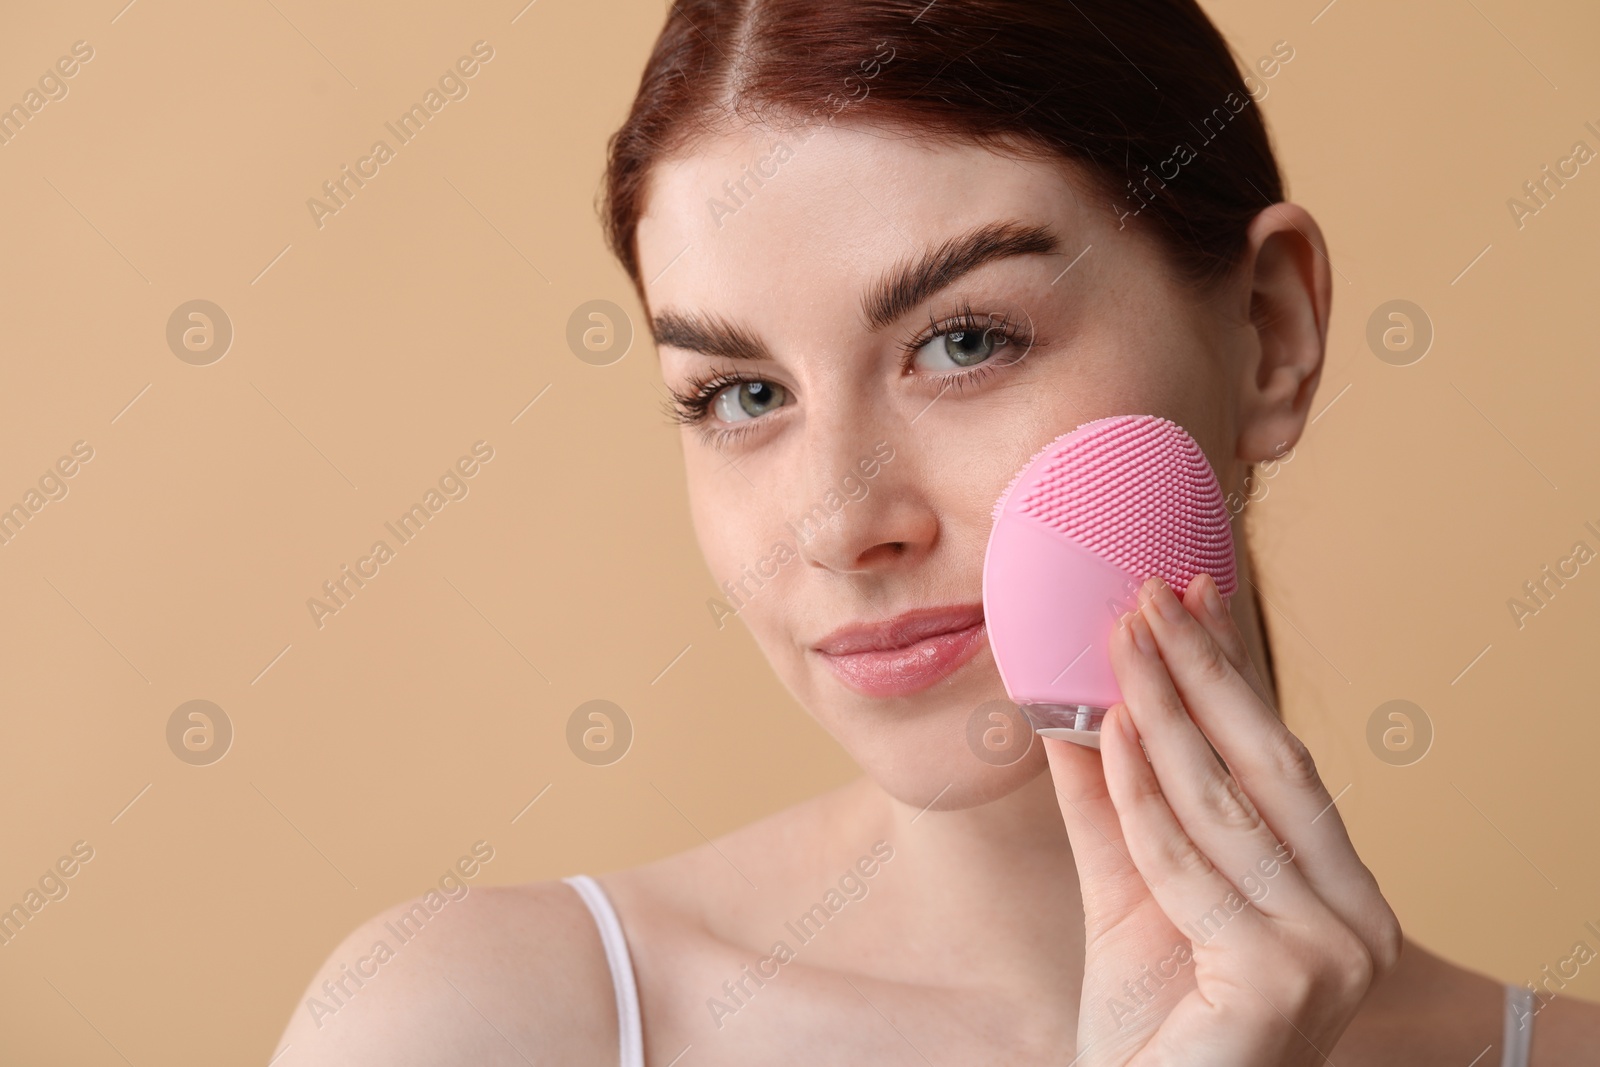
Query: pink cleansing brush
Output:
[[981, 414, 1238, 748]]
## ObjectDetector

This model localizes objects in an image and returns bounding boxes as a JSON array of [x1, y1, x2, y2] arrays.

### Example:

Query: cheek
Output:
[[687, 463, 800, 626], [688, 469, 753, 580], [1051, 324, 1235, 483]]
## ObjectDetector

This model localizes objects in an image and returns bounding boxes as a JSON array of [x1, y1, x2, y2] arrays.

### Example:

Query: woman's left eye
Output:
[[912, 325, 1006, 371]]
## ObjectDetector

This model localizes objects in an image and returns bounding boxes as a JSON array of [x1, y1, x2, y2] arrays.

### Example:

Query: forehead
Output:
[[635, 122, 1097, 323]]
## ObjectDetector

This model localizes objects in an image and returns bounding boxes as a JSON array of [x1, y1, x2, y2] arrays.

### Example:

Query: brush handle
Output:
[[1023, 703, 1107, 732], [1029, 705, 1109, 750], [1035, 725, 1104, 750]]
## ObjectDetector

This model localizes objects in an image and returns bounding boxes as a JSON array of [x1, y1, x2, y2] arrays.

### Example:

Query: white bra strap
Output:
[[1502, 983, 1534, 1067], [563, 875, 646, 1067]]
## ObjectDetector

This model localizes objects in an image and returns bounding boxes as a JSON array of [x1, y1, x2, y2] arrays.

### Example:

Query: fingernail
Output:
[[1117, 703, 1138, 743], [1129, 613, 1157, 656], [1144, 576, 1186, 623], [1198, 573, 1228, 623]]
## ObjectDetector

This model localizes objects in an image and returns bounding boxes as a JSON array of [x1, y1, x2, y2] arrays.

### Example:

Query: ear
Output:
[[1232, 202, 1332, 463]]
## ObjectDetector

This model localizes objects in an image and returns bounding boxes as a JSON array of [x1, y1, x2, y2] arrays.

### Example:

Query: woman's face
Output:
[[635, 121, 1262, 808]]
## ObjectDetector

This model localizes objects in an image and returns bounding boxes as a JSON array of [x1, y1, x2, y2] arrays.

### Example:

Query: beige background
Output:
[[1, 0, 1597, 1062]]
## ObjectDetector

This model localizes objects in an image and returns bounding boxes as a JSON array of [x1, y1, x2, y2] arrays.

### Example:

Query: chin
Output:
[[819, 690, 1054, 812]]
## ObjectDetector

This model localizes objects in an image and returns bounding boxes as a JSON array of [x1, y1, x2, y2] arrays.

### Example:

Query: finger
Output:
[[1136, 575, 1401, 964], [1104, 698, 1388, 1050], [1042, 736, 1149, 932], [1097, 698, 1280, 954], [1109, 611, 1328, 924], [1176, 571, 1273, 709]]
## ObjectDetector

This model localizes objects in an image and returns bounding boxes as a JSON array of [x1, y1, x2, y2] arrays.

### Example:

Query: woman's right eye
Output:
[[710, 379, 789, 423]]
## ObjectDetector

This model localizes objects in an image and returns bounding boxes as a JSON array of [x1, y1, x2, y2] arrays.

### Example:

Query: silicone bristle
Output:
[[993, 415, 1237, 597], [991, 428, 1079, 523]]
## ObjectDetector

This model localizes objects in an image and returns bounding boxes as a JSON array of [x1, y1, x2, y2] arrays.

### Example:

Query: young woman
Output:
[[277, 0, 1599, 1062]]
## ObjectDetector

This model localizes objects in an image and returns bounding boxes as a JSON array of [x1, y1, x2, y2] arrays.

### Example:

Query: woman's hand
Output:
[[1046, 573, 1402, 1067]]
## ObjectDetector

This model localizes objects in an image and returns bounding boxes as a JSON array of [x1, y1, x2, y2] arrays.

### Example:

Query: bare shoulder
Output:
[[1336, 936, 1600, 1066], [268, 784, 868, 1065], [272, 879, 617, 1066]]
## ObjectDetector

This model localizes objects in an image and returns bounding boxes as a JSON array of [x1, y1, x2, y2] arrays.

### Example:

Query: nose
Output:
[[790, 428, 936, 575]]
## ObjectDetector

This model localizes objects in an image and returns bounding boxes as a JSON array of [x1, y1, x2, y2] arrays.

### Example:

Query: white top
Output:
[[563, 875, 646, 1067], [564, 873, 1535, 1067], [1503, 983, 1535, 1067]]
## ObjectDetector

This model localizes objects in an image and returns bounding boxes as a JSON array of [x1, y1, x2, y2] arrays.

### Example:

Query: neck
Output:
[[1229, 523, 1279, 711], [851, 766, 1087, 998]]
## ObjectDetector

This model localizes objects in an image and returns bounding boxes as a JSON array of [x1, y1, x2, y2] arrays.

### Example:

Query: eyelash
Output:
[[662, 301, 1038, 448]]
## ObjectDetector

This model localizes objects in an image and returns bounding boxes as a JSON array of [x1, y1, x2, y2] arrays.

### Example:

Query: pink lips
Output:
[[812, 605, 988, 697]]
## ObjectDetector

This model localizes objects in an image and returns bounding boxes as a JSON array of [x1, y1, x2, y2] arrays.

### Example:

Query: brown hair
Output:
[[601, 0, 1285, 304], [600, 0, 1285, 706]]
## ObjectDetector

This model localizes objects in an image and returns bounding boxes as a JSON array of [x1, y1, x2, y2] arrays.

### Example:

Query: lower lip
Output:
[[816, 621, 988, 698]]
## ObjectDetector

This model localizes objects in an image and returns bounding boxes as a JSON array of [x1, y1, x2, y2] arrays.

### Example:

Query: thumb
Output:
[[1043, 719, 1149, 929]]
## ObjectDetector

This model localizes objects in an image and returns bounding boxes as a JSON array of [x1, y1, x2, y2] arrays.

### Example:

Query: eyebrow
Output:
[[650, 219, 1061, 360], [652, 308, 768, 362], [861, 220, 1061, 331]]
